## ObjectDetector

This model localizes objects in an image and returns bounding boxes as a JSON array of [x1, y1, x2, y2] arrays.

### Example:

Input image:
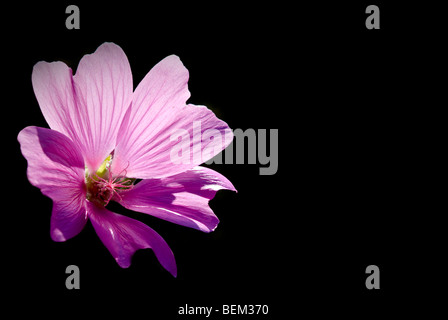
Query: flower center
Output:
[[85, 155, 134, 207]]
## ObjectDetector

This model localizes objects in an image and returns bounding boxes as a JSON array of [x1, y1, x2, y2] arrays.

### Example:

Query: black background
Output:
[[2, 1, 444, 318]]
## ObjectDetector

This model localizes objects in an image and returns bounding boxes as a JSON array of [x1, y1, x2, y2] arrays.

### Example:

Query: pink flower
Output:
[[17, 43, 235, 277]]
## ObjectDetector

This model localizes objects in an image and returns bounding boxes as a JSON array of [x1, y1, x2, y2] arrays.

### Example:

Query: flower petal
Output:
[[119, 167, 236, 232], [32, 60, 79, 145], [111, 55, 233, 179], [87, 201, 177, 276], [17, 126, 87, 241], [32, 43, 133, 173], [73, 42, 133, 172]]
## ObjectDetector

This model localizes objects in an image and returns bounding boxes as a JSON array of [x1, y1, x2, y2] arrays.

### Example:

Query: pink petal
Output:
[[32, 61, 79, 146], [87, 201, 177, 276], [119, 167, 236, 232], [17, 126, 87, 241], [111, 55, 233, 179], [73, 42, 133, 172], [32, 43, 133, 173]]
